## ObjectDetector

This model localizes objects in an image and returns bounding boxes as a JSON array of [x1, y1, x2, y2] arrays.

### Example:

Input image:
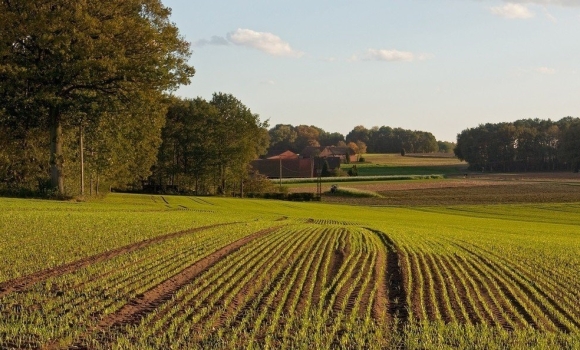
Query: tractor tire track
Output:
[[0, 223, 237, 298], [67, 226, 279, 349]]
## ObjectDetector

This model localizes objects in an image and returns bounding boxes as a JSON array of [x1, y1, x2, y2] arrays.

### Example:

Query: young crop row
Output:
[[0, 222, 271, 349], [72, 226, 390, 349], [391, 229, 580, 334]]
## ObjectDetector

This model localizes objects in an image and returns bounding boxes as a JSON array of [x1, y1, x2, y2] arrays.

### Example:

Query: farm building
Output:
[[250, 151, 341, 178], [300, 146, 357, 163]]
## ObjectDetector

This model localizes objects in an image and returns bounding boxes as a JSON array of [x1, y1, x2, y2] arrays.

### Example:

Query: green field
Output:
[[355, 153, 467, 176], [1, 193, 580, 349]]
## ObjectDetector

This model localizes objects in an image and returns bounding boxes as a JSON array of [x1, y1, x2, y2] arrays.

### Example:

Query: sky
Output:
[[162, 0, 580, 142]]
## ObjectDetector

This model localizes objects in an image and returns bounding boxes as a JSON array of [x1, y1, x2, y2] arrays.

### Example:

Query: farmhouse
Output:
[[250, 150, 341, 178], [301, 146, 357, 163]]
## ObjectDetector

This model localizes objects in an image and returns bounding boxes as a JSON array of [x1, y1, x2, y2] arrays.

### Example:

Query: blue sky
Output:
[[163, 0, 580, 142]]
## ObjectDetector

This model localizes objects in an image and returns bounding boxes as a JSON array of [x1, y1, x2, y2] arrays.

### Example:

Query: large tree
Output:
[[0, 0, 194, 194], [210, 93, 269, 193]]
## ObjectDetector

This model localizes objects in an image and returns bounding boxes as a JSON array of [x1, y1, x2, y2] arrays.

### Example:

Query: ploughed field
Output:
[[1, 194, 580, 348]]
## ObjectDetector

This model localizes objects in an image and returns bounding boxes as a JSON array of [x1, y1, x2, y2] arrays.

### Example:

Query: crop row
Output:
[[72, 226, 387, 349], [0, 222, 271, 349], [394, 232, 580, 333]]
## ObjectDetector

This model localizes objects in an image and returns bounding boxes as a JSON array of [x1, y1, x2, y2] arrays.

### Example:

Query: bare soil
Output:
[[316, 173, 580, 206]]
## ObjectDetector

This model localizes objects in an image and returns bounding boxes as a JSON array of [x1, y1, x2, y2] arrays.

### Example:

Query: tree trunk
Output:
[[49, 106, 65, 194]]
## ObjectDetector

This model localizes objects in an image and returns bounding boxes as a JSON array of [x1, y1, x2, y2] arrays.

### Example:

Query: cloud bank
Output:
[[194, 29, 303, 58], [227, 29, 303, 57], [193, 36, 230, 47], [491, 3, 535, 18], [535, 66, 557, 74], [502, 0, 580, 6], [352, 49, 433, 62]]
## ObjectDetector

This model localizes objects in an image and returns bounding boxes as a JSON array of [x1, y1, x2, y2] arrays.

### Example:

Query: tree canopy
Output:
[[346, 125, 439, 154], [455, 117, 579, 172], [152, 94, 269, 195], [0, 0, 194, 194]]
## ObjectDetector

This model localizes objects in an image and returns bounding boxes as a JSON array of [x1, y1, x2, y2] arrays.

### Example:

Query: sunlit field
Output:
[[1, 192, 580, 349]]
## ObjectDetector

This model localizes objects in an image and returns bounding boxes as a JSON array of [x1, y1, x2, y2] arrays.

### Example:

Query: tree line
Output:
[[455, 117, 580, 172], [152, 95, 269, 195], [268, 124, 451, 156]]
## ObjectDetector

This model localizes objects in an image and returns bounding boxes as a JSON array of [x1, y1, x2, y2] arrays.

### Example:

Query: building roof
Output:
[[267, 150, 299, 160], [300, 146, 355, 158]]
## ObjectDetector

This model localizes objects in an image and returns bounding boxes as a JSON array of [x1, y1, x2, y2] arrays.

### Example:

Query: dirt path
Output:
[[0, 223, 236, 299]]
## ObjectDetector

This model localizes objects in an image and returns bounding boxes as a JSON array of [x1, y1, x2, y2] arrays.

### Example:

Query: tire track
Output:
[[67, 226, 279, 349], [367, 229, 408, 325], [0, 223, 237, 298]]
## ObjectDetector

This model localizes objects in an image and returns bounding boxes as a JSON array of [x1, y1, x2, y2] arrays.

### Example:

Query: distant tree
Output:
[[294, 125, 321, 151], [319, 131, 345, 147], [347, 142, 359, 154], [356, 141, 368, 155], [348, 165, 358, 176], [321, 160, 331, 177], [153, 94, 269, 195], [400, 148, 406, 156], [210, 93, 269, 193], [455, 117, 576, 172], [560, 120, 580, 172], [346, 125, 371, 146], [268, 124, 298, 153]]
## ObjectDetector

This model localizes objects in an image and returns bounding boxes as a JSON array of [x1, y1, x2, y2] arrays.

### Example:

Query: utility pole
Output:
[[316, 157, 322, 198], [80, 124, 85, 196], [279, 157, 282, 190]]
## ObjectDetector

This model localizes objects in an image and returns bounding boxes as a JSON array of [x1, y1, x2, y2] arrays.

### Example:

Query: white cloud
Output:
[[491, 3, 535, 19], [543, 7, 558, 22], [194, 36, 229, 47], [260, 80, 276, 85], [503, 0, 580, 6], [535, 66, 557, 74], [353, 49, 432, 62], [227, 28, 303, 58]]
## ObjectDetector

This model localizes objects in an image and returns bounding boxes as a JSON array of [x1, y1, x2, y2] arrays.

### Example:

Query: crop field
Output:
[[355, 153, 467, 176], [1, 193, 580, 349]]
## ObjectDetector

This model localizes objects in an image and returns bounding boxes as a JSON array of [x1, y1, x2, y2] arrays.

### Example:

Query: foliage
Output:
[[0, 0, 194, 194], [320, 159, 331, 177], [348, 165, 359, 176], [346, 125, 439, 154], [325, 186, 383, 198], [152, 95, 269, 195], [455, 117, 578, 172], [437, 140, 456, 153]]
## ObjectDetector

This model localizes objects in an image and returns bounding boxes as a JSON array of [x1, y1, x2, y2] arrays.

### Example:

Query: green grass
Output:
[[1, 193, 579, 348], [274, 174, 444, 185], [355, 153, 467, 176]]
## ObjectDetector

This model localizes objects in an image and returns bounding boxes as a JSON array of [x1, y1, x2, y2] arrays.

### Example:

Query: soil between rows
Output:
[[66, 226, 280, 349], [0, 223, 236, 299]]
